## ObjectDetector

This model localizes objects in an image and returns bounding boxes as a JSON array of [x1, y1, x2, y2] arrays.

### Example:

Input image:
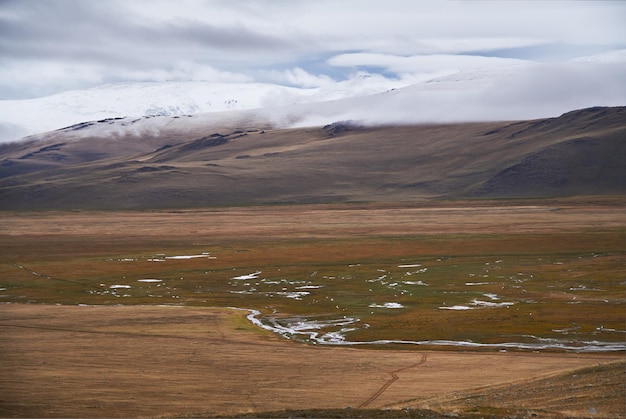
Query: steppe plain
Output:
[[1, 199, 624, 418], [1, 107, 625, 418]]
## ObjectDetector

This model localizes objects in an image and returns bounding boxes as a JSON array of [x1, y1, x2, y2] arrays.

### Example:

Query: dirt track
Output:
[[358, 353, 429, 409], [0, 304, 622, 418]]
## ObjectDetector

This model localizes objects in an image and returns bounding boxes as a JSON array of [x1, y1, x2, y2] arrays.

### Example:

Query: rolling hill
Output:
[[0, 106, 624, 210]]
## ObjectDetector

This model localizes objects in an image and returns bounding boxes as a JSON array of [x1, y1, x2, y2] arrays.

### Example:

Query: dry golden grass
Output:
[[1, 199, 624, 417], [1, 304, 622, 418]]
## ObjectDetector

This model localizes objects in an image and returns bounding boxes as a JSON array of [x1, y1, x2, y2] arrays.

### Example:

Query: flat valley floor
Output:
[[1, 198, 624, 418], [1, 304, 623, 418]]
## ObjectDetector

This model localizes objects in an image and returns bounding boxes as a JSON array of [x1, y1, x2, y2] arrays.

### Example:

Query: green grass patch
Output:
[[1, 231, 624, 350]]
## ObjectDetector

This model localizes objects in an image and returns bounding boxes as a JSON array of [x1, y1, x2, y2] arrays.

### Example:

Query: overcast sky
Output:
[[1, 0, 625, 100]]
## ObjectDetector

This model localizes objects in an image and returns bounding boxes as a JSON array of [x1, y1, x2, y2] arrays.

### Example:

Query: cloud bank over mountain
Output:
[[0, 1, 624, 141], [0, 55, 625, 143]]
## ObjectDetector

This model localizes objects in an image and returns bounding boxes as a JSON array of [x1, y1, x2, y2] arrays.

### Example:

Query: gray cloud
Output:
[[0, 0, 625, 100], [0, 1, 297, 66]]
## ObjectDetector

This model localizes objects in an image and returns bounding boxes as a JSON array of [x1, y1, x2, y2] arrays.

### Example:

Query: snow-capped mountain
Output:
[[0, 73, 406, 142], [0, 50, 624, 143]]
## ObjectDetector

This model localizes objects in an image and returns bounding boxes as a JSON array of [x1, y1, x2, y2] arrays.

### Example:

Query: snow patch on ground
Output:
[[402, 280, 428, 286], [369, 302, 404, 309], [165, 253, 213, 260], [232, 271, 262, 280]]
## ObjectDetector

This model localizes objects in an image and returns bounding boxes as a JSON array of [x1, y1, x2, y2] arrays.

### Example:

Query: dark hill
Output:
[[0, 106, 624, 210], [471, 136, 625, 197]]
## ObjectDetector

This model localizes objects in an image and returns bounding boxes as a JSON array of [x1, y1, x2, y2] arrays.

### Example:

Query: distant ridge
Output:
[[0, 75, 402, 142], [0, 106, 623, 210]]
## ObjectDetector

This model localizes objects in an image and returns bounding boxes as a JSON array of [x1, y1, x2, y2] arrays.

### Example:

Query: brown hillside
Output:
[[0, 106, 624, 210]]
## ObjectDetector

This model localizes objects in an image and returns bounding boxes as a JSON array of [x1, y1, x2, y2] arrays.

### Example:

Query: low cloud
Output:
[[328, 53, 531, 75], [409, 37, 550, 55], [1, 59, 623, 143], [0, 121, 29, 143], [257, 67, 335, 89], [115, 62, 253, 84], [280, 61, 626, 127], [478, 62, 626, 118]]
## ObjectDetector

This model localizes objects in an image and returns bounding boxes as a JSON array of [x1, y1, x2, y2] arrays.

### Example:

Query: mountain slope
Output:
[[472, 136, 625, 197], [0, 74, 405, 142], [0, 106, 624, 210]]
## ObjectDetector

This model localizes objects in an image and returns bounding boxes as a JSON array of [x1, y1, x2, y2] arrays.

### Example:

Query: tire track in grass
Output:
[[14, 263, 74, 283], [358, 353, 428, 409], [12, 263, 92, 286]]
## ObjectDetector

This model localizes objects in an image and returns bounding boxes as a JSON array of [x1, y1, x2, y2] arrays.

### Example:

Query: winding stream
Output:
[[237, 308, 626, 352]]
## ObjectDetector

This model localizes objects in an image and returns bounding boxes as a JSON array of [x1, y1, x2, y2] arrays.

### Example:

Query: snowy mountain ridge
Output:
[[0, 73, 407, 142], [0, 49, 625, 143]]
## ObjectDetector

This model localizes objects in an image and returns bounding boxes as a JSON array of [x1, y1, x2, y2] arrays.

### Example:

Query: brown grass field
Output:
[[0, 198, 625, 418]]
